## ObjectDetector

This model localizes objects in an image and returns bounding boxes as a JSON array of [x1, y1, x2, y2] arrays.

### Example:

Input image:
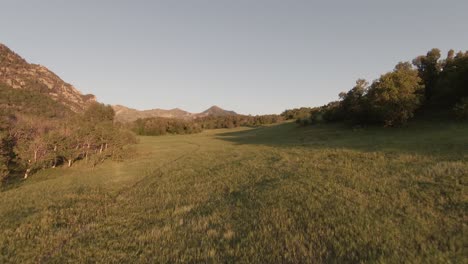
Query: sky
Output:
[[1, 0, 467, 115]]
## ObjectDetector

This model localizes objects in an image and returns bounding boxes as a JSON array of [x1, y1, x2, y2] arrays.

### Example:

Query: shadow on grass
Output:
[[216, 121, 468, 158]]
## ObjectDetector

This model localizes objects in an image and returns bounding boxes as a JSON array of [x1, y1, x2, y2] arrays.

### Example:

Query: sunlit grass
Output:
[[1, 121, 466, 263]]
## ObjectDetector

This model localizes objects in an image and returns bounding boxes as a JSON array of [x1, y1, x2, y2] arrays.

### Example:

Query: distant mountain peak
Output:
[[206, 105, 222, 110], [200, 105, 237, 116]]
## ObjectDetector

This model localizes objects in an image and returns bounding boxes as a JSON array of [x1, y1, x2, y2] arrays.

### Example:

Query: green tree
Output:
[[339, 79, 369, 123], [412, 48, 441, 101], [83, 102, 115, 123], [366, 62, 423, 126], [433, 51, 468, 107]]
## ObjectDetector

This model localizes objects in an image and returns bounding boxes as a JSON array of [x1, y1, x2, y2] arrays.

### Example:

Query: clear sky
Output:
[[1, 0, 467, 114]]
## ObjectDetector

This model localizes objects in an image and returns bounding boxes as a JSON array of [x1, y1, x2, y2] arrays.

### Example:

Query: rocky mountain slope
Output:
[[113, 105, 237, 122], [0, 43, 96, 112]]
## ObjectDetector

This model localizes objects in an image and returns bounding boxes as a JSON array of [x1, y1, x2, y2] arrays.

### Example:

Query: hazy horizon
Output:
[[1, 0, 467, 115]]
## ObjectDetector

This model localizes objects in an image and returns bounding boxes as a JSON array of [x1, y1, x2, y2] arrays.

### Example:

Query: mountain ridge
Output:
[[112, 104, 237, 123], [0, 43, 96, 112], [0, 43, 238, 120]]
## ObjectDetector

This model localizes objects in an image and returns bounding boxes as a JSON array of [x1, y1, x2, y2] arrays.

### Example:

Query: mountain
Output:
[[0, 43, 237, 119], [0, 43, 96, 112], [112, 105, 195, 123], [197, 105, 237, 117], [113, 105, 237, 122]]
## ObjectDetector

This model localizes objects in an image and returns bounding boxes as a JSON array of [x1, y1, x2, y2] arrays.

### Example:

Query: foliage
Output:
[[131, 117, 203, 136], [0, 83, 71, 118], [0, 86, 136, 182], [0, 132, 13, 181], [412, 48, 441, 100], [130, 114, 284, 136], [366, 62, 423, 126], [281, 107, 316, 120], [197, 115, 283, 129], [338, 79, 370, 123], [83, 102, 115, 123], [432, 51, 468, 107], [301, 48, 467, 127]]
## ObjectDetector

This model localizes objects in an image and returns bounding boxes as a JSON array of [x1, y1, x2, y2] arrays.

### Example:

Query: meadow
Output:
[[0, 121, 466, 263]]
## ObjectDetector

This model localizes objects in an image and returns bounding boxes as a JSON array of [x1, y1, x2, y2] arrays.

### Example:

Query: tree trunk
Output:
[[68, 159, 72, 167], [52, 145, 57, 168], [24, 169, 30, 179]]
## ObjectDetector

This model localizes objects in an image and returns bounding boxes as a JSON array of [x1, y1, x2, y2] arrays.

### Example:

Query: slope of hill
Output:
[[0, 83, 72, 119], [0, 43, 96, 112], [113, 105, 237, 122]]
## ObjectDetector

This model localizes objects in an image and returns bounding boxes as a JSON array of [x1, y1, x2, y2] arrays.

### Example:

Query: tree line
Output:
[[0, 85, 136, 183], [129, 114, 284, 136], [281, 107, 316, 120], [285, 49, 468, 126]]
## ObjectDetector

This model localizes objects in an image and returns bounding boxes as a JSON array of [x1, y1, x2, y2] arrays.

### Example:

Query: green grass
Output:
[[1, 121, 467, 263]]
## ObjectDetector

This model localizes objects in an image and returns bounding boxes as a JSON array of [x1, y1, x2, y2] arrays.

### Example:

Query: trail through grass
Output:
[[1, 121, 467, 263]]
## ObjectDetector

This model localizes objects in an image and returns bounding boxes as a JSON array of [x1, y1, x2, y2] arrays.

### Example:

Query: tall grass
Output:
[[1, 121, 466, 263]]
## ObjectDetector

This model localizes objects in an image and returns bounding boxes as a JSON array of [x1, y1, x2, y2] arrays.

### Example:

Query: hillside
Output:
[[113, 104, 237, 122], [1, 121, 466, 262], [0, 83, 72, 119], [0, 43, 95, 112]]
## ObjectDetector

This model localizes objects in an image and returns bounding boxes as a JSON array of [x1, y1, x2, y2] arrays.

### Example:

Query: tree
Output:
[[12, 115, 56, 178], [412, 48, 441, 101], [433, 51, 468, 107], [281, 107, 317, 120], [339, 79, 369, 123], [83, 102, 115, 123], [366, 62, 423, 126]]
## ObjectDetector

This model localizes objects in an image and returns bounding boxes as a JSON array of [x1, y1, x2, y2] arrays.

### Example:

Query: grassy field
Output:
[[1, 121, 467, 263]]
